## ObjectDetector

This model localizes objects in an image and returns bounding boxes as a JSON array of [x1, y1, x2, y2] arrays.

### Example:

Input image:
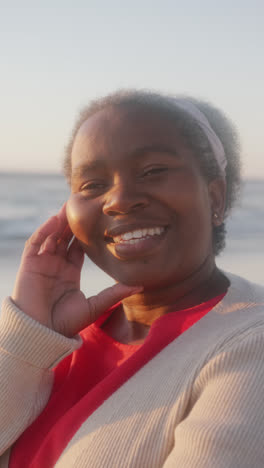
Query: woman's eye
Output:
[[81, 182, 106, 192], [142, 167, 168, 177]]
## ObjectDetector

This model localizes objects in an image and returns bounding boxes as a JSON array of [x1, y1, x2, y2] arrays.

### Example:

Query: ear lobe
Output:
[[208, 178, 226, 225]]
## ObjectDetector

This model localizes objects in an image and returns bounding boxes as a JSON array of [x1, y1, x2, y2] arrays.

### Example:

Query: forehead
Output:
[[71, 106, 189, 167]]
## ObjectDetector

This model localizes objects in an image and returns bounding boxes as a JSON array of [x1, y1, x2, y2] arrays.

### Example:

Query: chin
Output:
[[102, 264, 175, 290], [84, 249, 182, 289]]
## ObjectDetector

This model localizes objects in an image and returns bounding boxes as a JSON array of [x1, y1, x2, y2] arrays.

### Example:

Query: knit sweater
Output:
[[1, 272, 264, 467]]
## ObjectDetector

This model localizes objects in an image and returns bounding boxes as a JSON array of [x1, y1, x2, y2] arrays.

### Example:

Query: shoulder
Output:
[[185, 272, 264, 363], [168, 272, 264, 364], [211, 271, 264, 331], [224, 271, 264, 302]]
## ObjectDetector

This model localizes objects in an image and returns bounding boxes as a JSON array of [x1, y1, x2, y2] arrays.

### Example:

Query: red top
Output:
[[10, 294, 225, 468]]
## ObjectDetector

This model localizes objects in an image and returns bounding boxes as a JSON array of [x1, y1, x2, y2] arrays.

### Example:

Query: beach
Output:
[[0, 173, 263, 305]]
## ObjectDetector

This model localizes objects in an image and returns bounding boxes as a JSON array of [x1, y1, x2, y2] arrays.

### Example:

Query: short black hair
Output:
[[63, 89, 241, 255]]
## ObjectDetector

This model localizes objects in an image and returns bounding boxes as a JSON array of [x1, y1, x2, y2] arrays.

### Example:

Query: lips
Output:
[[108, 226, 166, 244], [105, 224, 169, 259], [104, 223, 169, 243]]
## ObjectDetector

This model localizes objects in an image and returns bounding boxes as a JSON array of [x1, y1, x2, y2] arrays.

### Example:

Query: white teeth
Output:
[[133, 230, 143, 238], [112, 226, 165, 244], [123, 232, 135, 240]]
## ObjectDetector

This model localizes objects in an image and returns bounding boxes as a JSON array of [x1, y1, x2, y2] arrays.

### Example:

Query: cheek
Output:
[[66, 196, 98, 245]]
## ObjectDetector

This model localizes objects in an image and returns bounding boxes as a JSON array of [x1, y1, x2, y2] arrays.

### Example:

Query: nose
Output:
[[102, 179, 148, 216]]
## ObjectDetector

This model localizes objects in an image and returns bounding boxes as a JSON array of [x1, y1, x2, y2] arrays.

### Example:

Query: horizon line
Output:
[[0, 169, 263, 182]]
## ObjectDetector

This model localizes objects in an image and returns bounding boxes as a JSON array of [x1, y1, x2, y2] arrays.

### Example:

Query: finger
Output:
[[67, 237, 85, 269], [23, 205, 69, 258], [56, 202, 67, 222], [56, 225, 74, 256], [38, 233, 58, 255], [42, 204, 69, 241], [56, 238, 69, 257], [24, 216, 60, 257], [86, 283, 144, 323], [55, 204, 70, 238], [60, 224, 73, 243]]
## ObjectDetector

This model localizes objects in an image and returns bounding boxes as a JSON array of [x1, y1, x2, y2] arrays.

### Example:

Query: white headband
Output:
[[173, 99, 227, 176]]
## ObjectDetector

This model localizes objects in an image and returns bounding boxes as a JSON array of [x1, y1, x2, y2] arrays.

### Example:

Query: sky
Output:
[[1, 0, 264, 178]]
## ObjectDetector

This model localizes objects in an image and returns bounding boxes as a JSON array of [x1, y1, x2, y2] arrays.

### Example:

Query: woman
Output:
[[1, 91, 264, 467]]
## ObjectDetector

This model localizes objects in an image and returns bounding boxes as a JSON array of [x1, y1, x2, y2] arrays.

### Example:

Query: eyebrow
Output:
[[71, 144, 180, 179], [132, 145, 179, 158], [72, 160, 105, 178]]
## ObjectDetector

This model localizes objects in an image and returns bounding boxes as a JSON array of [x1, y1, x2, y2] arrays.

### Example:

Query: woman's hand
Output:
[[11, 204, 142, 337]]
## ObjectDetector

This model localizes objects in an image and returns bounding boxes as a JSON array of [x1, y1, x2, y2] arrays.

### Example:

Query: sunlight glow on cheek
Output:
[[66, 198, 99, 247], [66, 199, 78, 225], [66, 199, 84, 238]]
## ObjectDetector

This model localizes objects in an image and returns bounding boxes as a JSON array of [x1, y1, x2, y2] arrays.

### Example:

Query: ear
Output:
[[208, 178, 226, 226]]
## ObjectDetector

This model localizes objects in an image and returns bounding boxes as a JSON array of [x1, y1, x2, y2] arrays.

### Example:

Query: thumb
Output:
[[86, 283, 144, 323]]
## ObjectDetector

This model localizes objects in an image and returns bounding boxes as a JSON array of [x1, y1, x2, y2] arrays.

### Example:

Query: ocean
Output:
[[0, 172, 263, 304]]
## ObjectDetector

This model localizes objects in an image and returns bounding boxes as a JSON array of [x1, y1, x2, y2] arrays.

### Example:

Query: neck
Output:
[[121, 259, 228, 327], [102, 257, 229, 344]]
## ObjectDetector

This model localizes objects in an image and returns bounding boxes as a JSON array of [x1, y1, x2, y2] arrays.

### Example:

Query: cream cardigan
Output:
[[0, 272, 264, 467]]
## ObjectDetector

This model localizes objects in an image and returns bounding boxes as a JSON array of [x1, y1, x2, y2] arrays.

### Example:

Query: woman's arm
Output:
[[163, 329, 264, 467], [12, 203, 142, 337], [0, 205, 142, 460], [0, 206, 142, 458], [0, 298, 81, 456]]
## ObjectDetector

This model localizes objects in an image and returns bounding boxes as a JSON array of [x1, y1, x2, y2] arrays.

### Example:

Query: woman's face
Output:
[[67, 106, 224, 288]]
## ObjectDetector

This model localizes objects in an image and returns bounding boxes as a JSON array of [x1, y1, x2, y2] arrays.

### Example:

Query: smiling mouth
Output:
[[105, 225, 169, 260], [105, 226, 167, 245]]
